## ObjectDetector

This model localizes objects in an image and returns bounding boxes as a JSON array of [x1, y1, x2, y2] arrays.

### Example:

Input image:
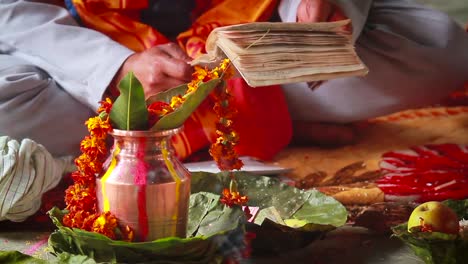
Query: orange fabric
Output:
[[69, 0, 292, 160], [71, 0, 168, 51]]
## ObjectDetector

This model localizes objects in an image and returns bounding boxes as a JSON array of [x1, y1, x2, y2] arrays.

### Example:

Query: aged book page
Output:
[[192, 20, 368, 87]]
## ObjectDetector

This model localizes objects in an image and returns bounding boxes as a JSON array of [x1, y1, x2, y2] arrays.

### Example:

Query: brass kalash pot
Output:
[[96, 127, 190, 242]]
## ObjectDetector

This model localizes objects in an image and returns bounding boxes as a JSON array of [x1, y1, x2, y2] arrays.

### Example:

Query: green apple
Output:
[[407, 201, 459, 234]]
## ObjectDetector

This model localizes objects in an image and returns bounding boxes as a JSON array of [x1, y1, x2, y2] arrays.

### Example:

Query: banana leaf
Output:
[[48, 192, 245, 264], [151, 79, 222, 131], [109, 72, 148, 130], [392, 199, 468, 264]]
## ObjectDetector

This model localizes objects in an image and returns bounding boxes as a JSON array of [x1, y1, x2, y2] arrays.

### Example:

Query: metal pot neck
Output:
[[110, 127, 182, 138]]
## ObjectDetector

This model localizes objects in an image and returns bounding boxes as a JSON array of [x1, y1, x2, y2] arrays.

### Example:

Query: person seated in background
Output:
[[1, 0, 467, 161]]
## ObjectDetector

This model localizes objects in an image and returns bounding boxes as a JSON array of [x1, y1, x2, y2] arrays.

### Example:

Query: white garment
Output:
[[0, 136, 74, 222], [279, 0, 468, 122], [0, 0, 134, 156]]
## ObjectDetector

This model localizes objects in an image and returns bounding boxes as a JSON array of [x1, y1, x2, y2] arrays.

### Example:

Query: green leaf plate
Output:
[[191, 171, 348, 254], [47, 172, 347, 262], [48, 192, 245, 264], [392, 199, 468, 264]]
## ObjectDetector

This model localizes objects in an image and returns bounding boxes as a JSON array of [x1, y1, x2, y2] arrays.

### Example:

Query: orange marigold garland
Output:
[[63, 98, 133, 241], [208, 59, 249, 209]]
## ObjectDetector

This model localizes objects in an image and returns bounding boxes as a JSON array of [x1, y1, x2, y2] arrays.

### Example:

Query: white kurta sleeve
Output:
[[0, 0, 134, 110]]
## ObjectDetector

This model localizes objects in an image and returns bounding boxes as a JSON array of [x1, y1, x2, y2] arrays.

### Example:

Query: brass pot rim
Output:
[[110, 126, 183, 137]]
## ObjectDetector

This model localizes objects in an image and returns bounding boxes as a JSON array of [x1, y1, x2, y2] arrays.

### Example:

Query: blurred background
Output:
[[418, 0, 468, 26]]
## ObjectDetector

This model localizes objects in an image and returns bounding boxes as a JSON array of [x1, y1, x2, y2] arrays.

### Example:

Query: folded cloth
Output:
[[0, 136, 74, 222]]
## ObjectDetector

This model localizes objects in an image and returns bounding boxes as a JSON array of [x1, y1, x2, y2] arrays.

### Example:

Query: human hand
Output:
[[296, 0, 347, 23], [110, 43, 193, 98]]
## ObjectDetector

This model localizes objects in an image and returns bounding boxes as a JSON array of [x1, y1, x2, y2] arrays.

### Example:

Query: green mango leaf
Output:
[[146, 84, 188, 105], [47, 192, 245, 264], [392, 199, 468, 264], [191, 171, 347, 230], [152, 79, 222, 131], [109, 72, 149, 130]]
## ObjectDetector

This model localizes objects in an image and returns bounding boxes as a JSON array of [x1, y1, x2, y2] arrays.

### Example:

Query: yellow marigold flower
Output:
[[92, 212, 118, 240], [170, 95, 185, 109], [80, 136, 107, 158], [220, 188, 248, 207], [193, 66, 208, 81], [85, 116, 112, 138], [97, 97, 113, 114]]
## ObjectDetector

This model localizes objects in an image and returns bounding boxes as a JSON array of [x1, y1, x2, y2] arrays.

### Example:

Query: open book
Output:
[[191, 20, 368, 87]]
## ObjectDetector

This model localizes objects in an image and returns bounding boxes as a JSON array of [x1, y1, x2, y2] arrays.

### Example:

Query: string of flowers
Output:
[[63, 98, 133, 240], [62, 58, 249, 240]]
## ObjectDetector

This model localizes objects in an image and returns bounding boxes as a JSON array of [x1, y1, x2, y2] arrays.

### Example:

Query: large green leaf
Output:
[[191, 171, 347, 230], [109, 72, 149, 130], [47, 192, 245, 264], [191, 171, 347, 254], [0, 251, 47, 264], [0, 250, 97, 264], [146, 84, 189, 105], [392, 199, 468, 264], [152, 79, 222, 131]]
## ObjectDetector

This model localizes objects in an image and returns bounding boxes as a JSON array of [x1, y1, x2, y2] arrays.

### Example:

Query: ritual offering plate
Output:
[[47, 172, 347, 263]]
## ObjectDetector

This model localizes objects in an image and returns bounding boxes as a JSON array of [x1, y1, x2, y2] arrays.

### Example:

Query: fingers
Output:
[[297, 0, 333, 23], [158, 43, 192, 62], [148, 44, 193, 81], [156, 54, 193, 82], [112, 42, 194, 97]]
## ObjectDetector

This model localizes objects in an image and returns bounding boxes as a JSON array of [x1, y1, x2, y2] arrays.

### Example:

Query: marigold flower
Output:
[[192, 66, 210, 83], [64, 184, 97, 212], [80, 136, 107, 158], [92, 212, 118, 239], [170, 95, 185, 109], [147, 101, 174, 127], [70, 171, 95, 186], [220, 188, 248, 207], [85, 116, 112, 138], [75, 153, 104, 176], [97, 97, 113, 114], [209, 141, 244, 171]]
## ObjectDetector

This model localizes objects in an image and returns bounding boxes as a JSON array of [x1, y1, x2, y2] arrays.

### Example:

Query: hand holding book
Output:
[[191, 20, 367, 87]]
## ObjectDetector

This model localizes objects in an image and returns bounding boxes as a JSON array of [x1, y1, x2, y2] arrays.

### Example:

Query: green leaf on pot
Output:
[[146, 83, 188, 105], [191, 171, 347, 231], [109, 72, 149, 130], [152, 78, 222, 131], [48, 192, 245, 264]]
